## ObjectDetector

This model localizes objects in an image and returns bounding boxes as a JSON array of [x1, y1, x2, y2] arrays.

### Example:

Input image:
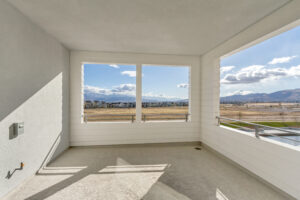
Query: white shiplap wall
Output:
[[70, 51, 201, 146], [0, 0, 69, 198], [201, 1, 300, 199]]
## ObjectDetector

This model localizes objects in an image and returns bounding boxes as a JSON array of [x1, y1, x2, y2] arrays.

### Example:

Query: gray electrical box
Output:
[[14, 122, 24, 136]]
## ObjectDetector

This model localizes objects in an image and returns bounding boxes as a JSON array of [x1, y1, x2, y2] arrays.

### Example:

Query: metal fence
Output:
[[83, 113, 190, 122], [83, 114, 136, 122], [142, 113, 189, 122], [216, 116, 300, 145]]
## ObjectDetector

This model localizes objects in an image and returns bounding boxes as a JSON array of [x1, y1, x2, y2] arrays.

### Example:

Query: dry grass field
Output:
[[84, 103, 300, 124], [84, 106, 189, 121], [220, 103, 300, 123]]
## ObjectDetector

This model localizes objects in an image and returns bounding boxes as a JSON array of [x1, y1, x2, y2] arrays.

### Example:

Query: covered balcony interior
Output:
[[0, 0, 300, 199]]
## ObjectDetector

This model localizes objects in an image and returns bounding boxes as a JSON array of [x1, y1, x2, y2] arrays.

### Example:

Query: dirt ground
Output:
[[220, 103, 300, 122], [84, 106, 189, 121], [84, 103, 300, 122]]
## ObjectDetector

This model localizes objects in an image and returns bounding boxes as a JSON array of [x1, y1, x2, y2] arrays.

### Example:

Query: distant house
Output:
[[93, 100, 100, 108], [119, 102, 126, 108], [84, 100, 93, 108], [85, 100, 189, 108]]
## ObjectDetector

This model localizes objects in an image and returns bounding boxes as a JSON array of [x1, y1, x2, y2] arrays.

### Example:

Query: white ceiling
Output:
[[8, 0, 289, 55]]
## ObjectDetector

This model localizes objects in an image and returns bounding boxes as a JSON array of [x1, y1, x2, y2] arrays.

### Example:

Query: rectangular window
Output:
[[142, 65, 190, 121], [83, 63, 136, 122], [219, 25, 300, 146]]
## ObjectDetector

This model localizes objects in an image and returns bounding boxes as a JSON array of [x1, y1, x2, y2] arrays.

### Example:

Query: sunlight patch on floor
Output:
[[38, 166, 87, 175], [45, 158, 168, 200], [216, 188, 229, 200], [143, 182, 192, 200]]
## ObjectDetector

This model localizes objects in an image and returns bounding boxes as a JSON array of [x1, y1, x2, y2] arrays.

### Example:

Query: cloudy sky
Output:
[[220, 25, 300, 97], [84, 64, 189, 100]]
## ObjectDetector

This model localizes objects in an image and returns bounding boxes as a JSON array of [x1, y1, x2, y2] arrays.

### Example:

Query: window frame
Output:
[[217, 19, 300, 148], [81, 62, 192, 124], [141, 64, 192, 122]]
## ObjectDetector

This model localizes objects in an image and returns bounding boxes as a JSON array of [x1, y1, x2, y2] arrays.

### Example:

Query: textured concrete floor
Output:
[[4, 143, 292, 200]]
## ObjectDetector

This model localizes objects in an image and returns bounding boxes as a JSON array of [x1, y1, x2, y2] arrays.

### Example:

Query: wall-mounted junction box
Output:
[[14, 122, 24, 136]]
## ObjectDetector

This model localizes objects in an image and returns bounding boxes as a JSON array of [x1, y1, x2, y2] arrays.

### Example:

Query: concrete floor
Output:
[[4, 143, 292, 200]]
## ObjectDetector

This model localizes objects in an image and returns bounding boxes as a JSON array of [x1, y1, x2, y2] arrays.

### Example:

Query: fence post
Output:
[[143, 114, 146, 122], [185, 114, 188, 122], [254, 125, 260, 138], [131, 115, 134, 123], [217, 117, 220, 126]]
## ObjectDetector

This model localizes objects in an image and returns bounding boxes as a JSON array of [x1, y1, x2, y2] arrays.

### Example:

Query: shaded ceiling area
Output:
[[8, 0, 289, 55]]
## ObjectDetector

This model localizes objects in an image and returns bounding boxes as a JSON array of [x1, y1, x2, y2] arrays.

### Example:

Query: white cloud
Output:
[[268, 56, 297, 65], [226, 90, 253, 96], [84, 85, 111, 94], [85, 84, 136, 96], [220, 66, 235, 74], [287, 65, 300, 76], [221, 65, 300, 84], [109, 64, 120, 69], [240, 65, 264, 72], [177, 83, 189, 88], [111, 83, 136, 93], [85, 84, 185, 100], [121, 71, 136, 77], [143, 92, 183, 100]]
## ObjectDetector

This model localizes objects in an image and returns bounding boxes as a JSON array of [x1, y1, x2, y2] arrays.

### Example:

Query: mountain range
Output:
[[221, 88, 300, 103], [84, 89, 188, 102], [85, 87, 300, 103]]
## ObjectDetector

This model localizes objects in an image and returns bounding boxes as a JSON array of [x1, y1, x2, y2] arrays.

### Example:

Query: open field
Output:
[[84, 106, 189, 121], [220, 103, 300, 122], [84, 103, 300, 124]]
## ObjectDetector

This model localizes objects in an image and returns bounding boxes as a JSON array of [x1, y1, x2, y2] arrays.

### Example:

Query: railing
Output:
[[142, 113, 189, 122], [84, 114, 136, 122], [216, 116, 300, 145], [83, 113, 190, 122]]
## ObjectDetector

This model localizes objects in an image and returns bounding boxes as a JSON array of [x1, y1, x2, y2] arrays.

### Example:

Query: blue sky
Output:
[[220, 25, 300, 97], [142, 66, 189, 99], [84, 64, 189, 100]]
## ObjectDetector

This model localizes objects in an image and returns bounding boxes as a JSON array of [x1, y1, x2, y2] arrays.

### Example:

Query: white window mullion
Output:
[[135, 64, 142, 122]]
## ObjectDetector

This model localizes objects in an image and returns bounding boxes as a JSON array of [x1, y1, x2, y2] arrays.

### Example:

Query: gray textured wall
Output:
[[0, 0, 69, 197]]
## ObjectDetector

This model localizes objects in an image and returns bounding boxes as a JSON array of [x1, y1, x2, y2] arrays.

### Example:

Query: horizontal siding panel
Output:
[[70, 128, 199, 134], [70, 137, 200, 147], [71, 133, 199, 140]]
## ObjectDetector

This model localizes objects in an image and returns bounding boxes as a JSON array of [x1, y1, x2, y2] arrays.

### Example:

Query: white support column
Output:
[[136, 64, 142, 122], [188, 65, 192, 122]]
